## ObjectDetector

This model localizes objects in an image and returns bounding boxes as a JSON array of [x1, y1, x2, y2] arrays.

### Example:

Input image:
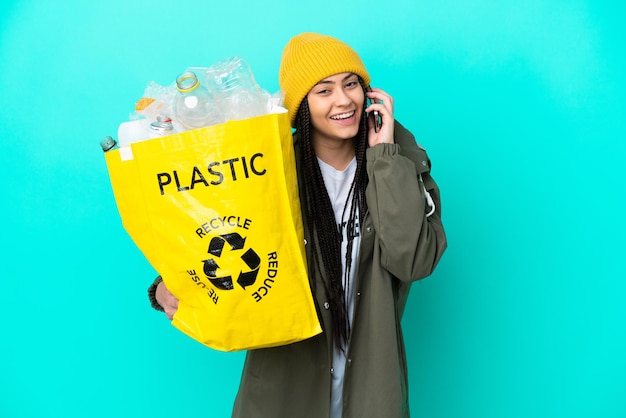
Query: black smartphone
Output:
[[366, 85, 382, 132]]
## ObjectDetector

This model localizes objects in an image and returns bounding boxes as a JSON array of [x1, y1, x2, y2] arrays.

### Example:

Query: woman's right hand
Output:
[[156, 280, 179, 320]]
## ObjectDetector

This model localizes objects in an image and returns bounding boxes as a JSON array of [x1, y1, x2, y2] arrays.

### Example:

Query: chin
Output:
[[333, 120, 360, 137], [342, 125, 360, 139]]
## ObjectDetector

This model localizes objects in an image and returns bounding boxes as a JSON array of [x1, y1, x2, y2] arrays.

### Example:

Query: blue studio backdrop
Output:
[[1, 0, 625, 417]]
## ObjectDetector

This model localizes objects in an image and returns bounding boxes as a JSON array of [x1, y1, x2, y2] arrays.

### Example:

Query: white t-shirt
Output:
[[318, 156, 361, 418]]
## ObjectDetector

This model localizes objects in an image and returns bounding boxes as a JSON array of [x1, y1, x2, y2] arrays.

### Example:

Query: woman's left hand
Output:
[[366, 87, 395, 146]]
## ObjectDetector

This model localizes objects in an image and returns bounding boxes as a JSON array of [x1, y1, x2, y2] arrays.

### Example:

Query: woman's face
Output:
[[306, 72, 364, 144]]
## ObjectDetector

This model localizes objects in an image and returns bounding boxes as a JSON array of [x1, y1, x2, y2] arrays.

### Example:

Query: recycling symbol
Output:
[[202, 232, 261, 290]]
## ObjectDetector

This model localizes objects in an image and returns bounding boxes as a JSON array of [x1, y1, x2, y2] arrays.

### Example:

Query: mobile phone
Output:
[[366, 85, 382, 132]]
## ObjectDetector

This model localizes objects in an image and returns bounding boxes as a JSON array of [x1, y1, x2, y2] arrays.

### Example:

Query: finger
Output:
[[164, 301, 178, 320], [163, 298, 178, 315], [367, 87, 392, 102], [366, 93, 394, 116], [366, 100, 393, 119]]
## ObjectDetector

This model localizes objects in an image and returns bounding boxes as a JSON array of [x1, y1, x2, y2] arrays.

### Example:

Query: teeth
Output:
[[330, 111, 354, 120]]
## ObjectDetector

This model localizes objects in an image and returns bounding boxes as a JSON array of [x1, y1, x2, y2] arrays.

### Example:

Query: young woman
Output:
[[149, 32, 447, 418]]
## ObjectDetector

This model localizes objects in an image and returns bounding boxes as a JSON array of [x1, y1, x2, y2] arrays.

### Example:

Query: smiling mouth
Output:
[[330, 111, 355, 121]]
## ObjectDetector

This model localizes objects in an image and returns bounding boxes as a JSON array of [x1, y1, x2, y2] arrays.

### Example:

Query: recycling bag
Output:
[[104, 111, 322, 351]]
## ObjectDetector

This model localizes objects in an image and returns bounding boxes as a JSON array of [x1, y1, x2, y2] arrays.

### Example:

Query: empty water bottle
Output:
[[205, 56, 267, 121], [173, 71, 223, 130]]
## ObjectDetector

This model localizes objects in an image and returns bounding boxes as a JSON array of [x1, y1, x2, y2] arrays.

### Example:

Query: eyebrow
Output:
[[314, 73, 357, 86]]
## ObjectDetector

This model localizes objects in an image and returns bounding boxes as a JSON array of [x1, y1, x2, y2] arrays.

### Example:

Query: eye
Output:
[[315, 87, 332, 96], [345, 78, 360, 88]]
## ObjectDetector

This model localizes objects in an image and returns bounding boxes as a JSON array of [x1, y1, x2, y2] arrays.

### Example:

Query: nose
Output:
[[333, 88, 352, 107]]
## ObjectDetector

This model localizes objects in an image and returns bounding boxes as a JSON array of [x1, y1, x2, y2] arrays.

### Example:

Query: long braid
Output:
[[296, 100, 348, 349], [294, 81, 370, 350]]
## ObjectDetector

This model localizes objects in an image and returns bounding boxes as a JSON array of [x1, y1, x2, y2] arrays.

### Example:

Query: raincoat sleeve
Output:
[[365, 120, 447, 281]]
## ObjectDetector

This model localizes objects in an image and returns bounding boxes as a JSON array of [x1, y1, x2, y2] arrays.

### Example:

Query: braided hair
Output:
[[294, 79, 370, 350]]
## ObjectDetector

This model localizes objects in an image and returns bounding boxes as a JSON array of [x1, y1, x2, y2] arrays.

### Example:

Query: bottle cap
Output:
[[150, 116, 174, 134], [100, 136, 117, 152]]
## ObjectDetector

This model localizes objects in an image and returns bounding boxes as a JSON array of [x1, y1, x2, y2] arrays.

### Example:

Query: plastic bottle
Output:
[[100, 136, 119, 152], [173, 71, 223, 130], [205, 56, 267, 121], [117, 115, 176, 148]]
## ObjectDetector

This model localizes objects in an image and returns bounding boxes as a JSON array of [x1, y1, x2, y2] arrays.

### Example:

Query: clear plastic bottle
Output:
[[173, 71, 223, 130], [205, 56, 267, 121]]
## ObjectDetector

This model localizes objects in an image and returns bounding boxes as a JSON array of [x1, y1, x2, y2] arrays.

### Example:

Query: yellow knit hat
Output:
[[279, 32, 370, 127]]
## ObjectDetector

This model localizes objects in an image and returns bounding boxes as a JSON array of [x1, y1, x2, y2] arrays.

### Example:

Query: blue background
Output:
[[1, 0, 625, 417]]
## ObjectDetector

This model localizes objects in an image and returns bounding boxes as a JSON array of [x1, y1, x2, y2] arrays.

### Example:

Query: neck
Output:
[[313, 139, 355, 170]]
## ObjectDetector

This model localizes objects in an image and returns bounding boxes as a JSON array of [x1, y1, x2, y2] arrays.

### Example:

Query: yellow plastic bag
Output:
[[104, 111, 322, 351]]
